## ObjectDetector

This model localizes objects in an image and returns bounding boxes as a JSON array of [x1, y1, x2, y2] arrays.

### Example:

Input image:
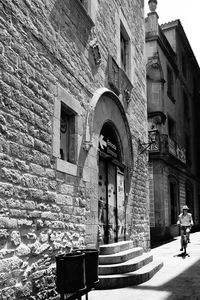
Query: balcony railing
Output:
[[168, 137, 186, 164], [149, 133, 186, 164]]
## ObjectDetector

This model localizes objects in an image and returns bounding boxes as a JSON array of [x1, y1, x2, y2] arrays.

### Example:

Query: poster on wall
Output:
[[107, 163, 116, 243], [98, 160, 107, 244], [117, 168, 125, 241]]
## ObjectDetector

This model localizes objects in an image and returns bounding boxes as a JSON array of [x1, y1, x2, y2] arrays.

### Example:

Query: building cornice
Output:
[[161, 20, 200, 78]]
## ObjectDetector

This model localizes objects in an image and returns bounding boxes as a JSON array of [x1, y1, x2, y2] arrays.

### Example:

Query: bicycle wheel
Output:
[[183, 236, 187, 254]]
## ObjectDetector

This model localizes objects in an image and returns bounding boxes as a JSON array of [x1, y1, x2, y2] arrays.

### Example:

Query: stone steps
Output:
[[97, 259, 163, 289], [99, 252, 153, 275], [99, 247, 143, 265], [99, 241, 134, 255], [96, 241, 163, 289]]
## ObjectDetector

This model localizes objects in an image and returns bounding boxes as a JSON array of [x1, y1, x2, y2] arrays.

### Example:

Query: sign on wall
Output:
[[98, 123, 120, 160]]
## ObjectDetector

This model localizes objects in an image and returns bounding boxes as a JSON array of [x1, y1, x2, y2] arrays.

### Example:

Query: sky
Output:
[[144, 0, 200, 66]]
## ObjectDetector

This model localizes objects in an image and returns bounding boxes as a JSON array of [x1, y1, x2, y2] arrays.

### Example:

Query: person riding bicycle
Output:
[[177, 205, 194, 251]]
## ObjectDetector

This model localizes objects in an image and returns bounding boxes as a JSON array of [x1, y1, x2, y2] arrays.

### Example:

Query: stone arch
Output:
[[89, 87, 133, 170]]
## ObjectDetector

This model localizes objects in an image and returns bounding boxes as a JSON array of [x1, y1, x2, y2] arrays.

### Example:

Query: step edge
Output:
[[99, 247, 143, 258], [98, 260, 163, 278], [99, 248, 144, 265], [99, 255, 153, 275], [99, 241, 134, 255], [99, 253, 153, 268]]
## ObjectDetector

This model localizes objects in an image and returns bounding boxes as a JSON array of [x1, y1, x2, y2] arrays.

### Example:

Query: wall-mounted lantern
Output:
[[138, 130, 158, 154]]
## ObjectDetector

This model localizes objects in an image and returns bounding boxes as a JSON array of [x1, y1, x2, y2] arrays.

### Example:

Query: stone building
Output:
[[145, 1, 200, 245], [0, 0, 149, 298]]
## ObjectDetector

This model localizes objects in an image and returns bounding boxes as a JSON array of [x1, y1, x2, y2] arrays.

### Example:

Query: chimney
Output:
[[145, 0, 159, 36]]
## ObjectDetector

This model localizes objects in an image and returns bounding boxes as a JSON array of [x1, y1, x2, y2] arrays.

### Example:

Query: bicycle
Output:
[[180, 225, 190, 257]]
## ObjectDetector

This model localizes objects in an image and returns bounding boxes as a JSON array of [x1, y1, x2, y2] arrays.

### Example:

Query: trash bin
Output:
[[76, 249, 99, 288], [84, 249, 99, 288], [56, 252, 86, 293]]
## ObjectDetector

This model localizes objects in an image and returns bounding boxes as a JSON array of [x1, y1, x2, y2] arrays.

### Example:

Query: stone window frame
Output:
[[120, 24, 129, 74], [116, 9, 133, 83], [53, 86, 82, 176]]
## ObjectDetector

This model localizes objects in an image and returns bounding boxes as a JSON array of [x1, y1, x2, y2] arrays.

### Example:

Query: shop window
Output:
[[168, 116, 176, 141], [167, 66, 174, 101]]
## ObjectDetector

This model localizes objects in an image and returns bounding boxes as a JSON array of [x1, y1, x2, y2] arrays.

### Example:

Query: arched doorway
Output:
[[89, 88, 133, 245], [98, 122, 125, 244]]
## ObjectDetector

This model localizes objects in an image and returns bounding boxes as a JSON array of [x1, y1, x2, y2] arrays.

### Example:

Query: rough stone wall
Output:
[[0, 0, 147, 299]]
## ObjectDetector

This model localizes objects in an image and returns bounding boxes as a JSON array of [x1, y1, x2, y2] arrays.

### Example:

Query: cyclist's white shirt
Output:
[[177, 213, 193, 226]]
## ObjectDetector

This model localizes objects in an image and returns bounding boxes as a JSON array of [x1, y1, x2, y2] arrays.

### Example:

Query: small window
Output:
[[185, 135, 191, 166], [182, 53, 187, 78], [183, 91, 189, 121], [60, 104, 76, 163], [53, 86, 82, 176], [168, 117, 176, 141], [121, 33, 127, 72], [120, 23, 130, 75], [167, 66, 174, 99]]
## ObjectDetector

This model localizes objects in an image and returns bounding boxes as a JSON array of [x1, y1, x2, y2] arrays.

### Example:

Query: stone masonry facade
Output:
[[0, 0, 148, 299]]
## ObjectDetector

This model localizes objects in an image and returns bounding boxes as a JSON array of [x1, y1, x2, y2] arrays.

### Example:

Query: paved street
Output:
[[89, 232, 200, 300]]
